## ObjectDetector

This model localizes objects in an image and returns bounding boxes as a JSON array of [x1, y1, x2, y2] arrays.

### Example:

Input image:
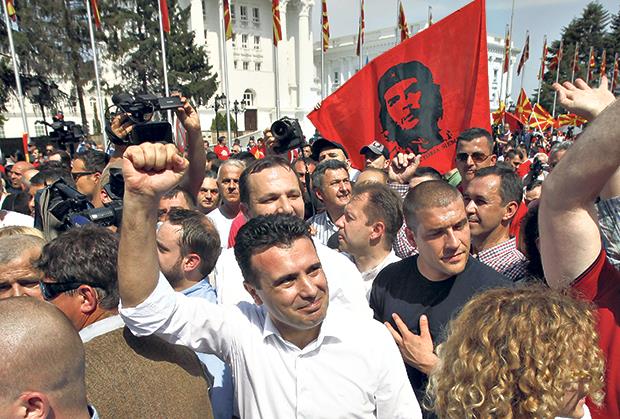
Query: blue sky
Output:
[[310, 0, 619, 100]]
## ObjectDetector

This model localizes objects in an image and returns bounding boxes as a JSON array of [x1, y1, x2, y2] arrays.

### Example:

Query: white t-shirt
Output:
[[207, 207, 237, 247]]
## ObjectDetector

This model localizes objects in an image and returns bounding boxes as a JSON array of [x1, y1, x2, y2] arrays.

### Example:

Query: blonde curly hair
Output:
[[426, 286, 605, 419]]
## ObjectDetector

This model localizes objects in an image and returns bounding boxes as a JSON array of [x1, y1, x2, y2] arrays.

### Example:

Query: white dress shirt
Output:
[[120, 278, 421, 419], [213, 239, 372, 318]]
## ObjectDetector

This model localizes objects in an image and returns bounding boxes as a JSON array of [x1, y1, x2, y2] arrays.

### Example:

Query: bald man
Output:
[[0, 297, 96, 418], [8, 161, 34, 193]]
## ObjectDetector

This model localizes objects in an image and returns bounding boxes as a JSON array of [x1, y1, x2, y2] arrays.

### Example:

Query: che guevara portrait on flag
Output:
[[377, 61, 444, 154], [308, 0, 490, 174]]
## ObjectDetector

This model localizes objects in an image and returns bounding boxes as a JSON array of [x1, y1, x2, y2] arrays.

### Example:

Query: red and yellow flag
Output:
[[272, 0, 282, 46], [587, 46, 596, 82], [530, 103, 554, 131], [571, 42, 580, 74], [599, 49, 607, 78], [356, 0, 365, 57], [557, 113, 587, 127], [538, 36, 547, 80], [515, 89, 533, 124], [548, 40, 563, 71], [492, 101, 506, 125], [321, 0, 330, 52], [517, 32, 529, 76], [6, 0, 16, 21], [223, 0, 232, 40], [502, 25, 510, 74], [398, 1, 409, 42], [90, 0, 101, 29], [160, 0, 170, 33]]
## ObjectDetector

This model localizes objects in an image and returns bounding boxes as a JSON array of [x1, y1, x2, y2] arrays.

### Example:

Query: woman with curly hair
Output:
[[426, 286, 605, 419]]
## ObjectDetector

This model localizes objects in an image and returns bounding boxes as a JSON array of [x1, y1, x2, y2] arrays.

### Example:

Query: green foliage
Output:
[[103, 0, 217, 106], [210, 113, 237, 132]]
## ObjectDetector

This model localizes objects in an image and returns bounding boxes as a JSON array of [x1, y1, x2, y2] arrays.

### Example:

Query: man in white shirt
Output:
[[335, 182, 402, 299], [208, 159, 245, 245], [118, 142, 421, 419], [214, 156, 370, 317]]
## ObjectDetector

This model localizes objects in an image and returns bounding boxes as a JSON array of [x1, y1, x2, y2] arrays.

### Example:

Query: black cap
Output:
[[311, 137, 349, 161], [360, 141, 389, 159]]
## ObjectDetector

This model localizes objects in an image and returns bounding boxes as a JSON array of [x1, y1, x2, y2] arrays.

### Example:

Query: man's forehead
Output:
[[466, 175, 501, 196], [456, 137, 492, 153], [325, 168, 349, 180], [249, 166, 299, 192], [202, 177, 218, 188], [319, 148, 345, 158], [417, 201, 466, 227], [251, 238, 318, 280]]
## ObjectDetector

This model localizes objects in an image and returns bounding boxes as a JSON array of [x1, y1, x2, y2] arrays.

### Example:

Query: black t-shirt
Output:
[[370, 255, 509, 411]]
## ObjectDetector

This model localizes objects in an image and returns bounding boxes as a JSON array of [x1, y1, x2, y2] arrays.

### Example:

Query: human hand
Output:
[[174, 94, 201, 133], [388, 152, 421, 184], [122, 142, 188, 200], [385, 313, 438, 375], [552, 75, 616, 121], [110, 113, 135, 141]]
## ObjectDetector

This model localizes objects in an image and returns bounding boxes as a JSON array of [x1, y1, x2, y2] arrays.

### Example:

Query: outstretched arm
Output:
[[175, 96, 206, 198], [119, 143, 188, 307], [540, 79, 619, 288]]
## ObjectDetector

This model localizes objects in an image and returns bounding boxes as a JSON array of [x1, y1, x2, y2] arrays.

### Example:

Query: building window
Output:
[[252, 7, 260, 25], [254, 35, 260, 50], [234, 60, 239, 69], [231, 4, 236, 22], [334, 71, 340, 86], [240, 5, 248, 24], [35, 124, 45, 137], [241, 34, 248, 49], [243, 61, 249, 70], [243, 89, 255, 107], [231, 33, 236, 47], [255, 62, 261, 71]]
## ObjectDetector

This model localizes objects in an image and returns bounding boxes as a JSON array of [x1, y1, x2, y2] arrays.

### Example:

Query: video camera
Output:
[[35, 119, 85, 149], [270, 117, 304, 154], [107, 92, 183, 146], [34, 178, 123, 240]]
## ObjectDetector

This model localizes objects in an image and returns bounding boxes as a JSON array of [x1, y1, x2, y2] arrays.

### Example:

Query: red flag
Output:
[[557, 113, 587, 127], [308, 0, 489, 174], [515, 89, 533, 124], [272, 0, 282, 46], [398, 1, 409, 42], [502, 25, 510, 74], [223, 0, 232, 40], [530, 103, 554, 131], [6, 0, 16, 21], [322, 0, 330, 52], [504, 112, 523, 131], [356, 0, 365, 56], [517, 32, 529, 76], [612, 53, 619, 91], [90, 0, 101, 29], [572, 42, 580, 73], [587, 47, 595, 82], [492, 101, 506, 125], [599, 49, 607, 78], [160, 0, 170, 33], [538, 36, 547, 80], [548, 40, 563, 71]]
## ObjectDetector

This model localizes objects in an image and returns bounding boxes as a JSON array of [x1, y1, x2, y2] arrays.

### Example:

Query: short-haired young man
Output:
[[454, 128, 496, 191]]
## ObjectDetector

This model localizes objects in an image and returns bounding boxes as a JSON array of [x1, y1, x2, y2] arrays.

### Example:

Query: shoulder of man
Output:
[[460, 256, 512, 288]]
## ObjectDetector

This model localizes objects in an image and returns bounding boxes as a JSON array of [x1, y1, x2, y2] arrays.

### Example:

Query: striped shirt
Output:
[[474, 238, 528, 282], [308, 211, 339, 246]]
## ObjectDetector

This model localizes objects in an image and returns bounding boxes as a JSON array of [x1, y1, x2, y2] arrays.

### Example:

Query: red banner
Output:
[[272, 0, 282, 46], [90, 0, 101, 29], [308, 0, 489, 174], [160, 0, 170, 33], [224, 0, 232, 40]]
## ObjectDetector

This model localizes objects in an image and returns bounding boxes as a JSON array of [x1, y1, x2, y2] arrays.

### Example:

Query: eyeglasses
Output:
[[455, 152, 491, 164], [39, 281, 95, 301], [72, 171, 96, 181]]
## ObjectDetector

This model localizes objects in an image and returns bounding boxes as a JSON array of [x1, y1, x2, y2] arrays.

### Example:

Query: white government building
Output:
[[0, 0, 517, 143]]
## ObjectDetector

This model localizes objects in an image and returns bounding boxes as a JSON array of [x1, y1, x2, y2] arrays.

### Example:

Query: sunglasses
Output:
[[39, 281, 95, 301], [455, 152, 491, 164], [72, 171, 96, 181]]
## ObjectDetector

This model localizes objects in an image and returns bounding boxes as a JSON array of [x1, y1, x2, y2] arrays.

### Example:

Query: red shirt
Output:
[[573, 250, 620, 418], [250, 146, 265, 159], [516, 159, 531, 178], [214, 144, 230, 160], [227, 212, 247, 248]]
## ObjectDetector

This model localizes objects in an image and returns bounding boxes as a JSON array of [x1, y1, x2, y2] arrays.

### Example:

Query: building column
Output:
[[297, 0, 314, 109], [277, 0, 289, 111]]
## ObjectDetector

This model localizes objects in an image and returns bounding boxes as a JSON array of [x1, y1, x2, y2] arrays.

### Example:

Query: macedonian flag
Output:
[[515, 89, 533, 125]]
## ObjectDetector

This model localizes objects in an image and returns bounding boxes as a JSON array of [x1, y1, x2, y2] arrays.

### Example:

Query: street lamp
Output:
[[232, 99, 246, 139], [213, 93, 226, 140]]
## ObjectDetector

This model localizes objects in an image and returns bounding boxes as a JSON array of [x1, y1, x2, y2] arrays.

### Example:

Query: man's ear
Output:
[[92, 172, 102, 184], [489, 154, 498, 165], [77, 285, 99, 315], [502, 201, 519, 222], [100, 188, 112, 205], [369, 221, 386, 241], [183, 253, 201, 273], [17, 391, 50, 419], [243, 282, 263, 305], [314, 188, 325, 203], [404, 225, 418, 248]]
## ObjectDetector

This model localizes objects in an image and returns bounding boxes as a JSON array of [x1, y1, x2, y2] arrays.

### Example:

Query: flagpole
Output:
[[551, 40, 563, 118], [218, 0, 233, 144], [157, 0, 172, 126], [571, 41, 579, 83], [358, 0, 363, 71], [505, 0, 516, 104], [2, 1, 29, 145], [536, 35, 546, 105], [499, 24, 508, 108], [586, 46, 593, 84], [84, 0, 107, 150]]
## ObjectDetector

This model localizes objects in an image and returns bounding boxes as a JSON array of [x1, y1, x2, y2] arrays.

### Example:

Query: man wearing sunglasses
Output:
[[71, 149, 109, 206], [454, 128, 497, 191]]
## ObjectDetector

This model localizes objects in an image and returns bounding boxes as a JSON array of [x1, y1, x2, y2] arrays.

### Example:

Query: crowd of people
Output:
[[0, 76, 618, 419]]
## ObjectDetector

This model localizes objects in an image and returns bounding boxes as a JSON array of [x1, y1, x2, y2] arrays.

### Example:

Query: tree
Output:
[[210, 113, 237, 132], [103, 0, 217, 108]]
